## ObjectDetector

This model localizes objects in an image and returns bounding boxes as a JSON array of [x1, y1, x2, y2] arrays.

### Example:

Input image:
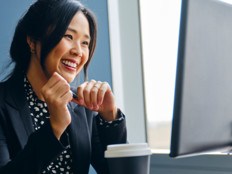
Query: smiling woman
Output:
[[27, 11, 90, 84], [0, 0, 127, 173]]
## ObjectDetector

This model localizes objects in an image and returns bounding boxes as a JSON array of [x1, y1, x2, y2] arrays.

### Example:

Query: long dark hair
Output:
[[10, 0, 97, 81]]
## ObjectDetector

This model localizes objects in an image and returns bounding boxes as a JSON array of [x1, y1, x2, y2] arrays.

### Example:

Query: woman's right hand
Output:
[[41, 72, 72, 140]]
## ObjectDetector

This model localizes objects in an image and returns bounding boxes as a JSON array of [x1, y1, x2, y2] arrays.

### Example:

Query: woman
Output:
[[0, 0, 127, 173]]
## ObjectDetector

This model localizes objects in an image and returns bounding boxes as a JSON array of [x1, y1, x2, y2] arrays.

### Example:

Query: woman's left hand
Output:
[[72, 80, 118, 121]]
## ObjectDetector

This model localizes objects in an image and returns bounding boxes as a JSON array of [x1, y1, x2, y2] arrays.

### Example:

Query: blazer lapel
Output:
[[4, 74, 34, 149], [68, 103, 91, 174], [5, 103, 33, 148]]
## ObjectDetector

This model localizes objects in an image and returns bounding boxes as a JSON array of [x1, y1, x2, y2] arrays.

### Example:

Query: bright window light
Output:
[[140, 0, 181, 150], [220, 0, 232, 5]]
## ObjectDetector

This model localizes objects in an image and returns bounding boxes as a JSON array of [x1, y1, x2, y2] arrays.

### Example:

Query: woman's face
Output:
[[44, 11, 90, 83]]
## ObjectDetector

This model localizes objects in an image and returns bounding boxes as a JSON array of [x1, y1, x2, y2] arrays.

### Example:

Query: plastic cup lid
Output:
[[104, 143, 152, 158]]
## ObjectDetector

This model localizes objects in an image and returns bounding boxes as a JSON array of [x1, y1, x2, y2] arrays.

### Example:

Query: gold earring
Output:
[[30, 47, 35, 54]]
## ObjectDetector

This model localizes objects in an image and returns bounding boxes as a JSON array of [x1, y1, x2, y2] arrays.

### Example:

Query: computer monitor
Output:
[[170, 0, 232, 158]]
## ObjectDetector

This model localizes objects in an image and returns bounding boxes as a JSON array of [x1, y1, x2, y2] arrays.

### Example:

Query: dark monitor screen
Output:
[[170, 0, 232, 158]]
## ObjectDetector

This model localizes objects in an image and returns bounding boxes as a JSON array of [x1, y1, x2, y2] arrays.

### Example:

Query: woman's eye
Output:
[[64, 34, 73, 40], [83, 41, 89, 46]]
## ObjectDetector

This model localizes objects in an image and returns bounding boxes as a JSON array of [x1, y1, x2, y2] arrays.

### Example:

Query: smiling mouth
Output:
[[62, 60, 77, 68]]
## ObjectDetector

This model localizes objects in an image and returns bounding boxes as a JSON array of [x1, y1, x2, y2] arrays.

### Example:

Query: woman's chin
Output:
[[55, 72, 75, 83], [64, 76, 75, 83]]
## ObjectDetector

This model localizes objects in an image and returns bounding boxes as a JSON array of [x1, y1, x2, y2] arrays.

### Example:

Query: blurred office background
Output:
[[2, 0, 232, 173]]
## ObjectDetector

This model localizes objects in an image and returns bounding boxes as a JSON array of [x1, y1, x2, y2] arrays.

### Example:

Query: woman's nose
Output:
[[70, 43, 82, 57]]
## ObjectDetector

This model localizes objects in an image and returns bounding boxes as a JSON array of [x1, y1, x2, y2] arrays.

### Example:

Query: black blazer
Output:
[[0, 73, 127, 174]]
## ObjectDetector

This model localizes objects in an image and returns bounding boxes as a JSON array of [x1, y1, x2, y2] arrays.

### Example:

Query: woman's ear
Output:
[[27, 36, 36, 54]]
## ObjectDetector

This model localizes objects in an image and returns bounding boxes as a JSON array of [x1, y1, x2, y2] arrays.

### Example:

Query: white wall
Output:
[[108, 0, 147, 143]]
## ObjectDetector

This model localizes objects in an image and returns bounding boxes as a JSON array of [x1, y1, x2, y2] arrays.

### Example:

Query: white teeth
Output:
[[62, 60, 77, 68]]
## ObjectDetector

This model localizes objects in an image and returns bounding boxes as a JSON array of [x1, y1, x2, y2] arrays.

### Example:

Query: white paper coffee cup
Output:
[[105, 143, 152, 174]]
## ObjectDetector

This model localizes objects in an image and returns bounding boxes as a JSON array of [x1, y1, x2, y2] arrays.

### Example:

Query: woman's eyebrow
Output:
[[67, 27, 91, 40]]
